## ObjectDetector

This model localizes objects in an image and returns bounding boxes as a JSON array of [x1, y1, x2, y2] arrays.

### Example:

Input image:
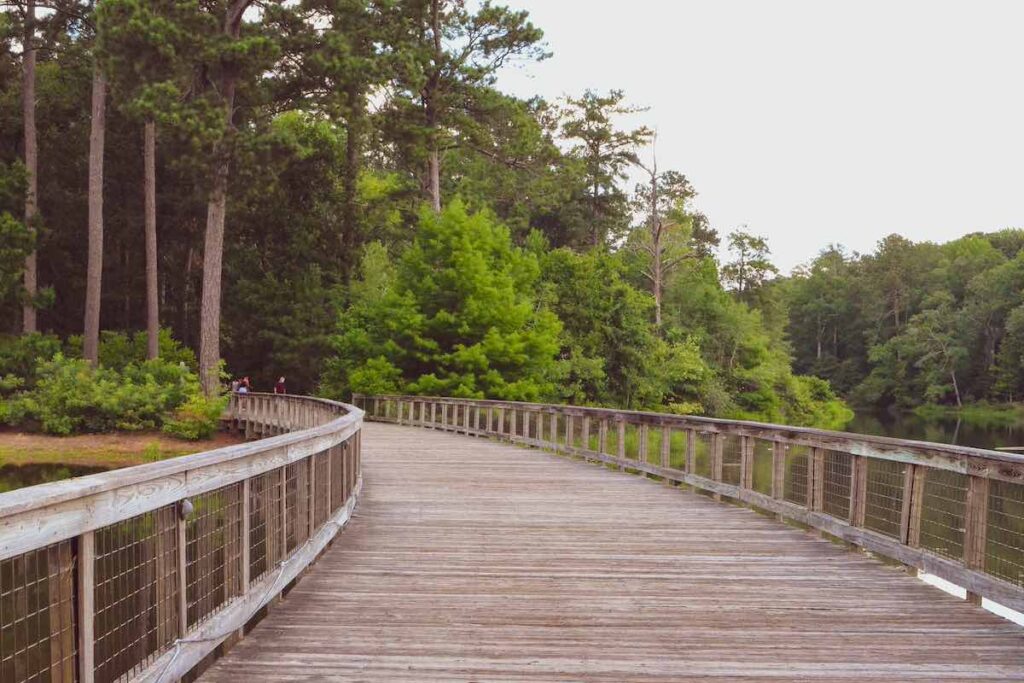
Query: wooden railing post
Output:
[[638, 424, 648, 475], [177, 505, 189, 639], [549, 412, 558, 450], [598, 418, 608, 456], [811, 447, 825, 512], [711, 433, 723, 501], [238, 478, 251, 639], [770, 440, 786, 499], [581, 416, 591, 458], [964, 475, 990, 605], [566, 414, 574, 453], [740, 436, 753, 490], [498, 407, 505, 437], [686, 429, 696, 474], [616, 419, 626, 470], [850, 455, 868, 526], [77, 531, 95, 683], [510, 408, 517, 441], [661, 426, 671, 483]]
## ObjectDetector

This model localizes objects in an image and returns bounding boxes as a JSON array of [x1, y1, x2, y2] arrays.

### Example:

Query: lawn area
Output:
[[0, 430, 245, 470]]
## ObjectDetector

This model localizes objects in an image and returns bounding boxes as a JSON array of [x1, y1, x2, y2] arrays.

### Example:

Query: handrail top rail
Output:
[[0, 393, 362, 520], [354, 392, 1024, 469]]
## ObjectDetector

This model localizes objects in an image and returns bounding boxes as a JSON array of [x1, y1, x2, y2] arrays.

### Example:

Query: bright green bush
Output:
[[162, 393, 228, 440], [0, 333, 63, 391], [65, 329, 197, 371], [4, 352, 208, 436]]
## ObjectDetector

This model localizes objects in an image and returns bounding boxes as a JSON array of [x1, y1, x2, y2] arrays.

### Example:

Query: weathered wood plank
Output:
[[200, 423, 1024, 682]]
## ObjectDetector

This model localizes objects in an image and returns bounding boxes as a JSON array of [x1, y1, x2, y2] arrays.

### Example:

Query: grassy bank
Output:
[[0, 430, 244, 470], [911, 402, 1024, 428]]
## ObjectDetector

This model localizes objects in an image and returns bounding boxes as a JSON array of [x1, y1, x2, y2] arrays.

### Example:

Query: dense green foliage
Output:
[[785, 231, 1024, 410], [0, 332, 220, 437], [0, 0, 859, 431]]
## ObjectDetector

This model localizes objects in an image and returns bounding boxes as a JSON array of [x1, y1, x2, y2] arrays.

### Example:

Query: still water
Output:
[[0, 463, 107, 493], [846, 411, 1024, 451]]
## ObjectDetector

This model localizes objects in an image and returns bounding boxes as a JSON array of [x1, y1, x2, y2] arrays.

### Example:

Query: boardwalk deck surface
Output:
[[200, 423, 1024, 681]]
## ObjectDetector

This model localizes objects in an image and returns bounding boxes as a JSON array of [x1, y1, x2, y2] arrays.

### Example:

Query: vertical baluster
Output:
[[638, 424, 648, 476], [686, 429, 696, 474], [850, 454, 868, 526], [598, 419, 607, 459], [566, 414, 575, 454], [77, 531, 96, 683], [177, 504, 188, 637], [237, 478, 251, 640], [661, 426, 672, 481], [617, 419, 626, 470], [711, 433, 724, 501], [510, 408, 517, 441], [549, 412, 558, 450], [740, 436, 753, 490], [963, 475, 990, 605], [582, 416, 591, 460], [811, 447, 825, 512]]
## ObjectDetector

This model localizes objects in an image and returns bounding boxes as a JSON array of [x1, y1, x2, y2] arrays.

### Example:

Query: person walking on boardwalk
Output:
[[274, 376, 287, 394]]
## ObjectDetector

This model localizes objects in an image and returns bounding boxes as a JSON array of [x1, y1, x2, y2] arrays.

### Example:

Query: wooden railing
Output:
[[0, 393, 362, 683], [355, 393, 1024, 614]]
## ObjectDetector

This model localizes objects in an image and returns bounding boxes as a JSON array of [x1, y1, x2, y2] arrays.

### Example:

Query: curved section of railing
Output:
[[0, 392, 362, 683], [354, 393, 1024, 614]]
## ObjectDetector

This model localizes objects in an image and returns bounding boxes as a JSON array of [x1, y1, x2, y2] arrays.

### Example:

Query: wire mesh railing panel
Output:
[[783, 444, 810, 506], [186, 484, 244, 628], [94, 506, 177, 683], [557, 413, 573, 446], [623, 424, 640, 464], [249, 469, 284, 586], [693, 432, 713, 478], [918, 469, 967, 561], [314, 451, 330, 529], [645, 426, 662, 466], [986, 480, 1024, 588], [0, 540, 76, 683], [822, 450, 853, 519], [751, 439, 774, 495], [668, 429, 687, 470], [863, 459, 907, 538], [285, 460, 311, 554], [721, 434, 743, 485]]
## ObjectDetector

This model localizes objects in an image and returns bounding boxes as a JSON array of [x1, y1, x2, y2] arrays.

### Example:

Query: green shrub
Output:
[[162, 393, 227, 440], [65, 329, 197, 371], [4, 353, 206, 435], [0, 333, 62, 392]]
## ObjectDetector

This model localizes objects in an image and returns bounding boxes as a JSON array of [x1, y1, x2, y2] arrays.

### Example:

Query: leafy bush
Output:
[[0, 333, 63, 392], [64, 329, 197, 371], [162, 393, 227, 440], [4, 353, 208, 436]]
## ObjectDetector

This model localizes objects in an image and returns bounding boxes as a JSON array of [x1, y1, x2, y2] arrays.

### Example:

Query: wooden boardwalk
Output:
[[200, 422, 1024, 681]]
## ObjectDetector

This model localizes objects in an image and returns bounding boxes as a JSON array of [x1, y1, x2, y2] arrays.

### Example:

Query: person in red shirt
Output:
[[274, 376, 286, 394]]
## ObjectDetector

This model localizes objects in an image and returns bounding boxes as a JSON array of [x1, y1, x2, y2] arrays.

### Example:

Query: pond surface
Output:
[[0, 463, 107, 493], [846, 411, 1024, 451]]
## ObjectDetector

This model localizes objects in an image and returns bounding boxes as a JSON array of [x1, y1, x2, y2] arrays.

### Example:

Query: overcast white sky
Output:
[[495, 0, 1024, 272]]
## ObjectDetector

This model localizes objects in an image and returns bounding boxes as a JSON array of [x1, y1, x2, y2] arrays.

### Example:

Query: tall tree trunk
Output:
[[144, 120, 159, 359], [83, 67, 106, 366], [22, 0, 38, 334], [950, 370, 962, 408], [341, 84, 363, 280], [425, 0, 441, 213], [198, 0, 250, 395], [648, 149, 661, 329]]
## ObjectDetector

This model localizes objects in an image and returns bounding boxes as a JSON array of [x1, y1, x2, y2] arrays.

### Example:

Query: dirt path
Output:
[[0, 430, 245, 469]]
